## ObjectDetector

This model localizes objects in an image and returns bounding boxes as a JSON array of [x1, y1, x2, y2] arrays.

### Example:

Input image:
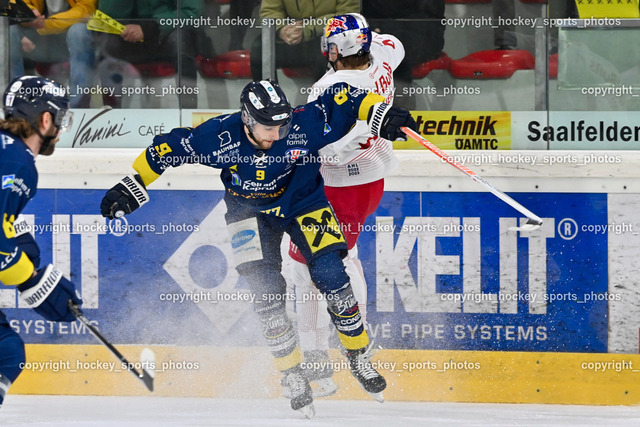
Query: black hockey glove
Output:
[[18, 265, 82, 322], [101, 174, 149, 219], [367, 102, 418, 141]]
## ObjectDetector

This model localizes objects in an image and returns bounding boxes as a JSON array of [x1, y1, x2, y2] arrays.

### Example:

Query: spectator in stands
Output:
[[229, 0, 260, 51], [549, 0, 578, 53], [362, 0, 445, 110], [550, 0, 578, 19], [250, 0, 360, 81], [493, 0, 516, 50], [9, 0, 97, 108], [97, 0, 214, 109]]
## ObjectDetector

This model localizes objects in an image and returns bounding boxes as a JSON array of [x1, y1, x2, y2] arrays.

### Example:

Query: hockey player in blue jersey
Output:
[[101, 79, 416, 418], [0, 76, 83, 407]]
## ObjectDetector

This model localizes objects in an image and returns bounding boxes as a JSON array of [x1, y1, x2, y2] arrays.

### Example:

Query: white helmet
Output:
[[321, 13, 371, 59]]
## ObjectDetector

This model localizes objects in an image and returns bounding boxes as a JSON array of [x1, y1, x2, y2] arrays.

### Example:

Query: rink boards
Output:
[[5, 149, 640, 404], [11, 345, 640, 405]]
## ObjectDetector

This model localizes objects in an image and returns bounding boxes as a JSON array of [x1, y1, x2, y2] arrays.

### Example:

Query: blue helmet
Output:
[[321, 13, 371, 58], [240, 80, 292, 140], [3, 75, 72, 132]]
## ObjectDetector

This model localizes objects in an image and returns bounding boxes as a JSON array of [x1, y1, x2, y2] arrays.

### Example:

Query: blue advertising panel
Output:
[[363, 191, 608, 352], [2, 189, 264, 347], [1, 189, 608, 352]]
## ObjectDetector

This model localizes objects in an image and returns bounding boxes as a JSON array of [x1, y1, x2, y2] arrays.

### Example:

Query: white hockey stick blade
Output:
[[508, 219, 543, 232], [140, 348, 156, 379]]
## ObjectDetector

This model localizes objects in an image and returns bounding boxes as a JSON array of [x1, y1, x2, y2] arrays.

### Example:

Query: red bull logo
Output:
[[356, 33, 368, 44], [325, 17, 348, 37]]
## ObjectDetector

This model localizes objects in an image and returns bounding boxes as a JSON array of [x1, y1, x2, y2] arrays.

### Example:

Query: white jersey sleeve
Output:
[[309, 33, 404, 187], [370, 33, 405, 72]]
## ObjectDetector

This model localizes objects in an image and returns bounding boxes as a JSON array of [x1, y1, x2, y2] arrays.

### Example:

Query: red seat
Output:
[[412, 52, 452, 79], [549, 53, 558, 79], [449, 49, 535, 79], [35, 61, 70, 77], [37, 61, 175, 79], [280, 67, 313, 78], [197, 50, 251, 78], [133, 62, 175, 77]]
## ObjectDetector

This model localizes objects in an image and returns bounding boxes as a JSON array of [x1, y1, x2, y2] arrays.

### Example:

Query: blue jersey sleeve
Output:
[[300, 82, 384, 148], [132, 115, 239, 186], [0, 163, 37, 286], [133, 127, 194, 186]]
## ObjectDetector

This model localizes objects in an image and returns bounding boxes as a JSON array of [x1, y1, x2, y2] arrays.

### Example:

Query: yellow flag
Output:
[[87, 10, 125, 35], [575, 0, 639, 18]]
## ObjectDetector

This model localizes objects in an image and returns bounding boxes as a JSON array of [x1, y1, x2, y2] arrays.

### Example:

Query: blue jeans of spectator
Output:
[[10, 23, 95, 108]]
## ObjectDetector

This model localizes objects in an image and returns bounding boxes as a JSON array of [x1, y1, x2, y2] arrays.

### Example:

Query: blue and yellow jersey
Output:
[[0, 130, 38, 287], [132, 83, 383, 218]]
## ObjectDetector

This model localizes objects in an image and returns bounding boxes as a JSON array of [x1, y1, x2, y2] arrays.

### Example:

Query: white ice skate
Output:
[[281, 350, 338, 399], [283, 367, 315, 419]]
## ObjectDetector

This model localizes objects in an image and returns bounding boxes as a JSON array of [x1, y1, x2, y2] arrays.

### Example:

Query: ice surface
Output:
[[2, 395, 640, 427]]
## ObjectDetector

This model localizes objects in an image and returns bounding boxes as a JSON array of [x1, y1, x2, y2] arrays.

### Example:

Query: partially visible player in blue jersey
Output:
[[0, 76, 83, 407], [101, 79, 416, 418]]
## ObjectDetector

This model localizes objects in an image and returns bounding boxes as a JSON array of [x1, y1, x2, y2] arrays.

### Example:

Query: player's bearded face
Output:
[[40, 121, 61, 156], [247, 123, 283, 150]]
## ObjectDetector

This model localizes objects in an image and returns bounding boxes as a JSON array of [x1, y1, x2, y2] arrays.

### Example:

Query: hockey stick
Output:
[[68, 301, 155, 391], [401, 127, 543, 231]]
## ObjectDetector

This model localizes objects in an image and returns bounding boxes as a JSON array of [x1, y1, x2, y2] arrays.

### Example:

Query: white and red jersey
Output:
[[306, 32, 405, 187]]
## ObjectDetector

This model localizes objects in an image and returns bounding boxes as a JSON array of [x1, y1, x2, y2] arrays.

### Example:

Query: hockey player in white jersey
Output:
[[287, 13, 404, 397]]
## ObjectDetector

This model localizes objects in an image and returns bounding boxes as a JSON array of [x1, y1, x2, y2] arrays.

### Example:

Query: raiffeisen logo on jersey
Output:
[[2, 175, 15, 189]]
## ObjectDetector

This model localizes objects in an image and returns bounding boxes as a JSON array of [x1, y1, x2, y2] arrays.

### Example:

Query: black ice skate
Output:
[[282, 366, 315, 418], [281, 350, 337, 399], [345, 344, 387, 403]]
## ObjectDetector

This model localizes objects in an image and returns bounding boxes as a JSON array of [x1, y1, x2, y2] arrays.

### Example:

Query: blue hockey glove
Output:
[[13, 217, 40, 269], [367, 102, 418, 141], [17, 265, 82, 322], [15, 233, 40, 270], [100, 174, 149, 219]]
